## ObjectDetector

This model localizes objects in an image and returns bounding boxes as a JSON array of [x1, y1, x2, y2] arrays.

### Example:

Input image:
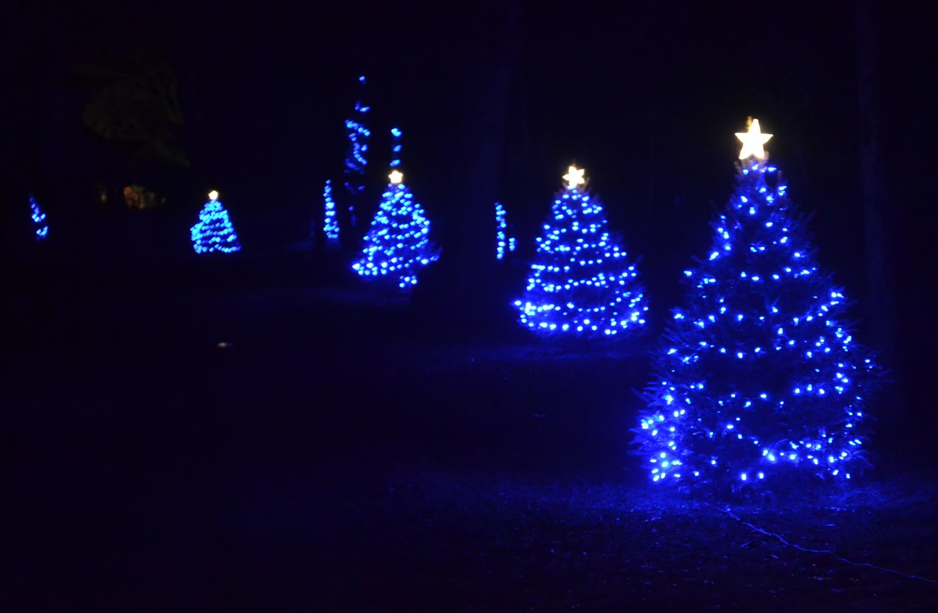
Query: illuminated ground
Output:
[[4, 265, 937, 611]]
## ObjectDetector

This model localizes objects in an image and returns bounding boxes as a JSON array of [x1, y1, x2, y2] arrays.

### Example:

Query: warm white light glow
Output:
[[563, 165, 586, 189], [736, 118, 773, 160], [389, 170, 403, 185], [208, 190, 219, 201]]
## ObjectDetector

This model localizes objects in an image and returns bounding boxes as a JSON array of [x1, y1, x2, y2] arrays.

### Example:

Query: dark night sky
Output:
[[1, 0, 935, 302]]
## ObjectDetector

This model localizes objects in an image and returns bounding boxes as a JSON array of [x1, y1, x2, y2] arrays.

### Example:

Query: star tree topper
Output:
[[563, 165, 586, 189], [208, 190, 219, 201], [389, 170, 403, 185], [736, 117, 773, 160]]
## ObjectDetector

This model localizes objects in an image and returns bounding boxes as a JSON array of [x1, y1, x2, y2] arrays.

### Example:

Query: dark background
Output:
[[1, 1, 935, 426], [2, 2, 938, 610]]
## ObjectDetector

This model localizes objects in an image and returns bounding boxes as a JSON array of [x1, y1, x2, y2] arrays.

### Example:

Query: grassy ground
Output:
[[3, 266, 937, 612]]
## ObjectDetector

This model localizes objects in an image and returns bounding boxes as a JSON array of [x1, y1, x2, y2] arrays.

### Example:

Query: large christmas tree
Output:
[[513, 166, 648, 337], [632, 119, 881, 494], [352, 129, 439, 289], [191, 190, 241, 254]]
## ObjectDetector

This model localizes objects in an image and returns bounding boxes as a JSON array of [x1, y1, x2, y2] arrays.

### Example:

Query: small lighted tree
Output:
[[632, 119, 881, 495], [29, 195, 48, 241], [495, 201, 516, 260], [352, 168, 439, 289], [514, 166, 648, 337], [322, 179, 340, 244], [353, 128, 439, 289], [191, 190, 241, 254]]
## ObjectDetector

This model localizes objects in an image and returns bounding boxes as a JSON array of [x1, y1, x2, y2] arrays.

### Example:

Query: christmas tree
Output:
[[29, 195, 48, 241], [513, 166, 648, 337], [352, 129, 439, 289], [495, 201, 516, 260], [322, 179, 340, 244], [632, 119, 881, 494], [343, 75, 370, 229], [191, 190, 241, 254]]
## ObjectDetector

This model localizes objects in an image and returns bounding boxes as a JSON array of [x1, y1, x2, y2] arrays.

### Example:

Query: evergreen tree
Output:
[[342, 75, 370, 229], [322, 179, 340, 245], [352, 129, 439, 289], [29, 195, 48, 241], [632, 119, 881, 494], [495, 201, 516, 260], [191, 190, 241, 254], [514, 166, 648, 337]]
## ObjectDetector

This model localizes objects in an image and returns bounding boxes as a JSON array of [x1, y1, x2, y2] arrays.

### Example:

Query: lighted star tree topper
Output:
[[352, 130, 440, 289], [632, 118, 881, 495], [495, 201, 517, 260], [513, 165, 649, 337], [191, 190, 242, 254], [29, 195, 48, 241]]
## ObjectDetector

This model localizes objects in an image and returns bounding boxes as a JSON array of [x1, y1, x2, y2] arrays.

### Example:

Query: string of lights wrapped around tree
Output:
[[495, 202, 516, 260], [29, 195, 48, 241], [191, 190, 241, 254], [352, 129, 439, 289], [343, 75, 370, 228], [513, 166, 648, 337], [322, 179, 340, 242], [632, 118, 881, 495]]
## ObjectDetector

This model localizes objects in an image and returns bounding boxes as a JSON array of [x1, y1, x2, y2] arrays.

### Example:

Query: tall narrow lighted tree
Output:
[[495, 201, 516, 260], [29, 195, 49, 241], [191, 190, 241, 254], [352, 128, 439, 289], [343, 75, 370, 228], [514, 166, 648, 337], [632, 118, 881, 495], [322, 179, 340, 245]]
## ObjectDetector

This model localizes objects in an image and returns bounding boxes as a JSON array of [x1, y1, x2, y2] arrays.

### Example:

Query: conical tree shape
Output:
[[352, 168, 439, 290], [191, 191, 241, 254], [353, 129, 439, 289], [514, 166, 648, 337], [633, 120, 881, 495]]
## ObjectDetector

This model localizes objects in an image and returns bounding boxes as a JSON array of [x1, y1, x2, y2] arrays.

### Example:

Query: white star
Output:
[[389, 170, 403, 184], [736, 118, 773, 160], [563, 165, 586, 189], [208, 190, 219, 201]]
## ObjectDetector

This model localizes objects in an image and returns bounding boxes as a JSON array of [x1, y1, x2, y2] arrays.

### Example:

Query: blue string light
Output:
[[632, 152, 881, 493], [29, 195, 48, 241], [191, 191, 241, 254], [495, 202, 516, 260], [322, 179, 339, 242], [343, 75, 370, 226], [352, 129, 440, 289], [513, 168, 649, 337], [390, 127, 402, 168]]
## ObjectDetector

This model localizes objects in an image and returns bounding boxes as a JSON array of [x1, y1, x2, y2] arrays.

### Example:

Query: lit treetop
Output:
[[735, 117, 773, 160], [514, 165, 648, 337], [632, 118, 880, 495]]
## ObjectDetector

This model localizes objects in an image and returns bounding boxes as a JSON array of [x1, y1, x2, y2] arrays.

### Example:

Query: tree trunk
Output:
[[414, 1, 521, 333], [855, 0, 901, 415]]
